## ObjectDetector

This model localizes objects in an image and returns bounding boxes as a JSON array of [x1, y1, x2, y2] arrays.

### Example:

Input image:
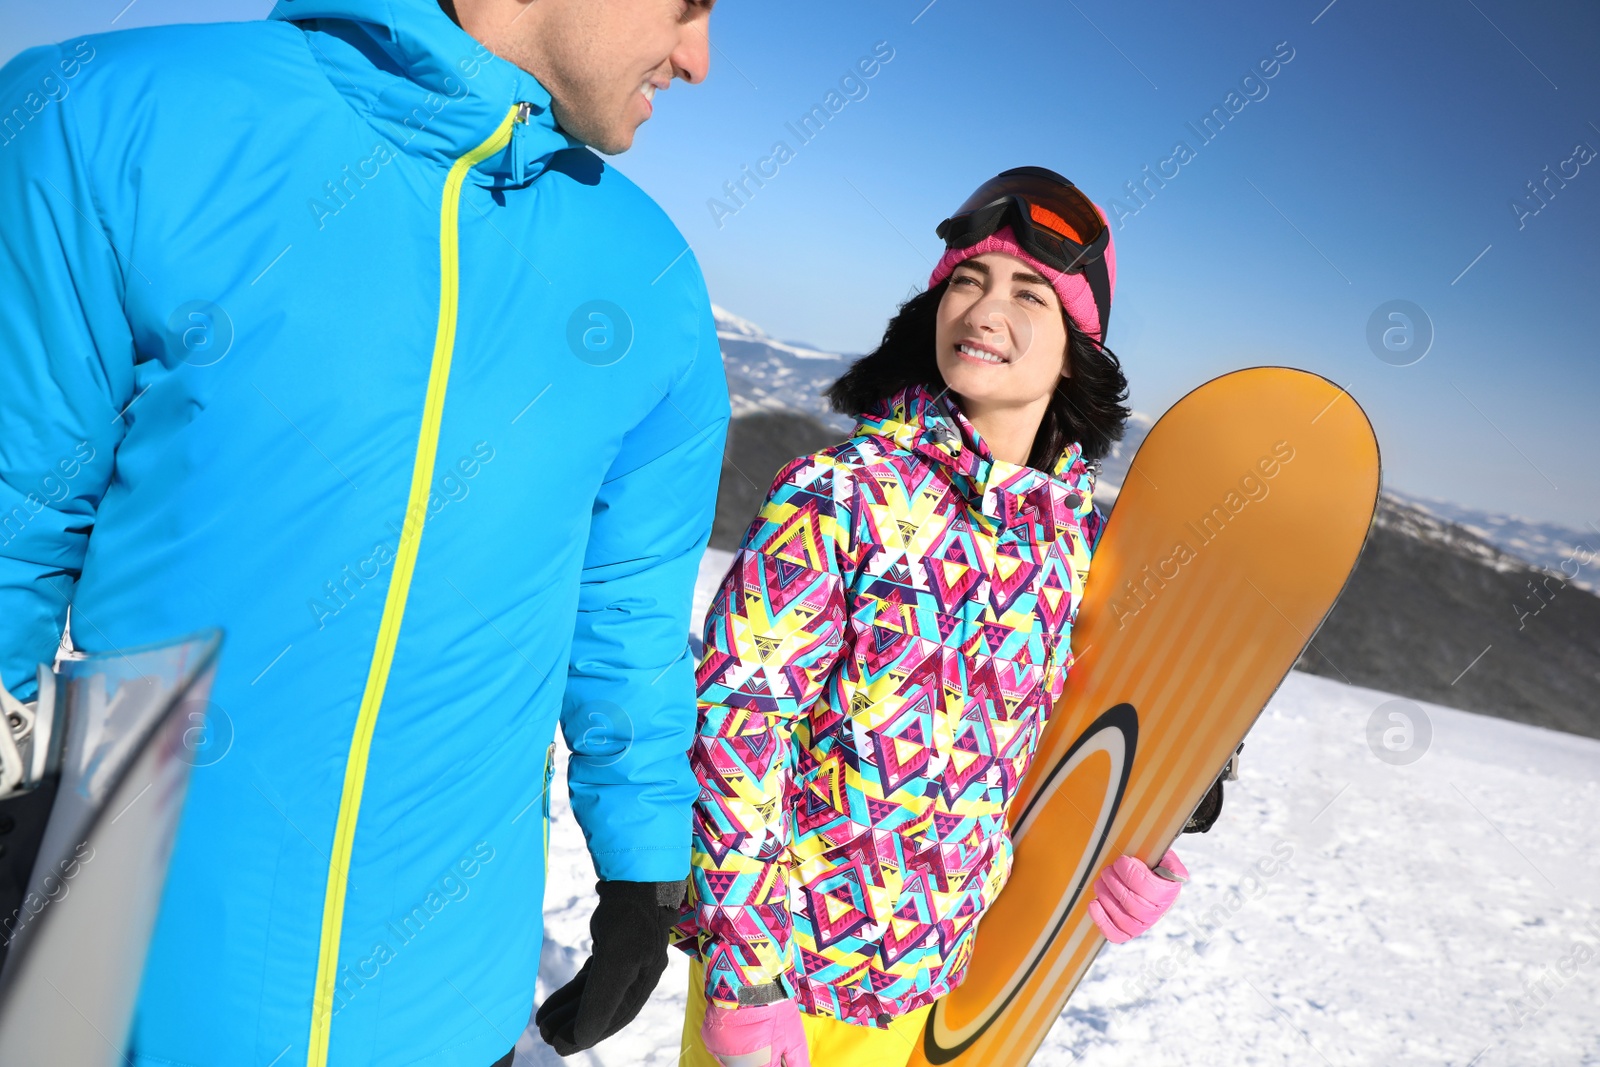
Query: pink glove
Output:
[[1088, 849, 1188, 944], [701, 998, 811, 1067]]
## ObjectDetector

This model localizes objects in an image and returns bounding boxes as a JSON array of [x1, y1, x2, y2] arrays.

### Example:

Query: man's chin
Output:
[[590, 127, 636, 156], [551, 110, 635, 155], [547, 99, 627, 155]]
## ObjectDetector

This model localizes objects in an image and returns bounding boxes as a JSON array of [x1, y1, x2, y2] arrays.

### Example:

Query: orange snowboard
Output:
[[911, 367, 1380, 1065]]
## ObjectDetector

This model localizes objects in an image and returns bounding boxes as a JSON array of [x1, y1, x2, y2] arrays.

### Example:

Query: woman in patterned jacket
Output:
[[675, 169, 1189, 1067]]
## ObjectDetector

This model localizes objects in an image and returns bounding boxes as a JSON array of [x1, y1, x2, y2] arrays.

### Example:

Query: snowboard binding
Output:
[[0, 667, 64, 802], [1183, 742, 1243, 835]]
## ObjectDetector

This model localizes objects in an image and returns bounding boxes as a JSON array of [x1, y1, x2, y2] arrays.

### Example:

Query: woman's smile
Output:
[[955, 340, 1011, 365]]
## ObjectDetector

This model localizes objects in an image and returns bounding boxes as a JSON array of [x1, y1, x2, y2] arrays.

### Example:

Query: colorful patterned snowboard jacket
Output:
[[673, 381, 1105, 1026]]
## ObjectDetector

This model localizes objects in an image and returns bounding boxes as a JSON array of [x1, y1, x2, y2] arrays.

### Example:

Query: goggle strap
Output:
[[1085, 257, 1112, 342]]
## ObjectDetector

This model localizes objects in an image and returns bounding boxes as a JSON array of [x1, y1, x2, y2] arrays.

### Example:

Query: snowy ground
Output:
[[513, 549, 1600, 1066]]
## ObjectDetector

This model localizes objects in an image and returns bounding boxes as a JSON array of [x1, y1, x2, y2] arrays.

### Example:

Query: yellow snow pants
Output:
[[680, 957, 931, 1067]]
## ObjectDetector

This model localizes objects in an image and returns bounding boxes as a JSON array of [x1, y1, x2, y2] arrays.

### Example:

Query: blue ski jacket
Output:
[[0, 1, 729, 1064]]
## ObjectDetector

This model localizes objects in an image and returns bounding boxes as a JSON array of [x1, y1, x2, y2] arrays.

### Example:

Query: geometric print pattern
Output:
[[672, 381, 1103, 1028]]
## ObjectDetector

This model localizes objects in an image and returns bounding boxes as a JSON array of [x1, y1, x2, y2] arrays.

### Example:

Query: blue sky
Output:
[[5, 0, 1597, 528]]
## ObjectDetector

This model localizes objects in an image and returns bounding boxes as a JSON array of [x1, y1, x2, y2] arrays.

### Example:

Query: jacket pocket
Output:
[[541, 741, 556, 870]]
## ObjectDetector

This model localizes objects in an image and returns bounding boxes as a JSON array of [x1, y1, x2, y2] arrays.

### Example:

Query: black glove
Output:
[[536, 878, 686, 1056]]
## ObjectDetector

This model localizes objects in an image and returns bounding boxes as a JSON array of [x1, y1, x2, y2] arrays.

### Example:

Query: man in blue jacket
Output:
[[0, 0, 728, 1063]]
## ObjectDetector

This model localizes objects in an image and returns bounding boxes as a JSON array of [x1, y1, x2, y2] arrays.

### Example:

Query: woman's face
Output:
[[934, 252, 1070, 412]]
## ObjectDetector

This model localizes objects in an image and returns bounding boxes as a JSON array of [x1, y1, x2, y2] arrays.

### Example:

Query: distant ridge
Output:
[[1384, 488, 1598, 594]]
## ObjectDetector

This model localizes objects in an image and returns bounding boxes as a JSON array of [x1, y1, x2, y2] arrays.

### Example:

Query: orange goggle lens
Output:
[[1028, 202, 1087, 245]]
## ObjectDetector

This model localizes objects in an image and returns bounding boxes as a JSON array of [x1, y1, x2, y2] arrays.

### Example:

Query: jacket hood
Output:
[[853, 381, 1095, 537], [269, 0, 583, 185]]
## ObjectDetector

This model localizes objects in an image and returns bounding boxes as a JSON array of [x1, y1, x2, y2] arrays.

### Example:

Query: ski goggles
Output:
[[935, 166, 1113, 340]]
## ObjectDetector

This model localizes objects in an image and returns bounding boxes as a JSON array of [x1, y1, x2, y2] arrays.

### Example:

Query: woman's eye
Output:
[[1019, 290, 1045, 305]]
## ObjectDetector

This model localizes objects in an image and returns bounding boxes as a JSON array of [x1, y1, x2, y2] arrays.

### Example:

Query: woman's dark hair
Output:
[[824, 277, 1131, 466]]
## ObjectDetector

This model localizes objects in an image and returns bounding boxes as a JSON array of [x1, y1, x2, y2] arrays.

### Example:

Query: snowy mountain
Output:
[[1386, 488, 1598, 595], [711, 304, 855, 433], [514, 548, 1600, 1067]]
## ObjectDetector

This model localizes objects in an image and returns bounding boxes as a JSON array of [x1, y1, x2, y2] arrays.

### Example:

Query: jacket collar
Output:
[[269, 0, 583, 185], [853, 382, 1095, 536]]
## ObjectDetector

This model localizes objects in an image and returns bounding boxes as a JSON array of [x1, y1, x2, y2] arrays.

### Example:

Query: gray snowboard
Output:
[[0, 630, 222, 1065]]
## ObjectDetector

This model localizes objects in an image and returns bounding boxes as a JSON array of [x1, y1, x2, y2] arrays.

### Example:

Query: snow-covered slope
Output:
[[513, 548, 1600, 1066], [712, 304, 854, 433]]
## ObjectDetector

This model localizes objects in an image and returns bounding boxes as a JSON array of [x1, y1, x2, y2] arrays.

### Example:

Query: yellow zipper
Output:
[[305, 102, 527, 1067]]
